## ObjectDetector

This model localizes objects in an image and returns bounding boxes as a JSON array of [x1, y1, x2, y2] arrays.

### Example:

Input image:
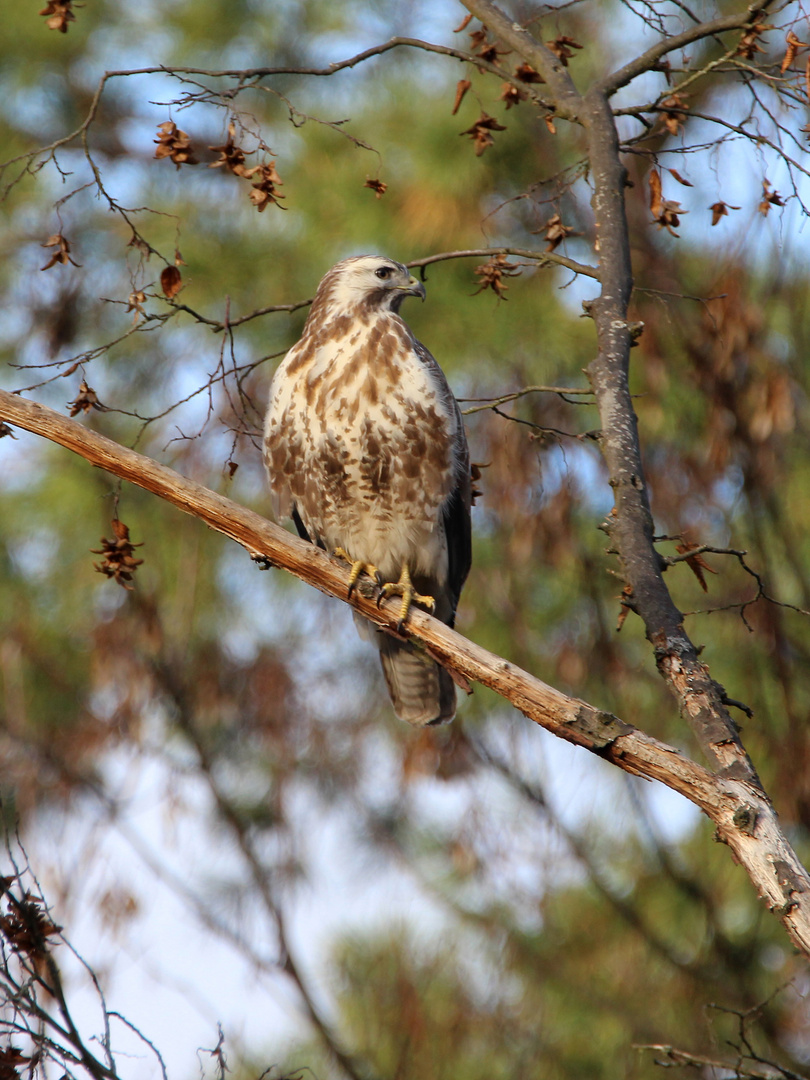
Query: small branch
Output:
[[407, 247, 600, 282], [459, 384, 594, 414], [598, 0, 778, 96]]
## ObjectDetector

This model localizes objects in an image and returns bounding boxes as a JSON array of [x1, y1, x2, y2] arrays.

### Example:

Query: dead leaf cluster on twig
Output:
[[499, 83, 526, 109], [472, 254, 521, 299], [39, 0, 79, 33], [40, 233, 80, 271], [0, 892, 61, 960], [736, 16, 773, 60], [67, 379, 104, 417], [649, 169, 686, 235], [546, 35, 583, 66], [461, 112, 507, 156], [154, 121, 199, 168], [659, 93, 688, 136], [536, 213, 579, 252], [467, 24, 510, 65], [709, 200, 740, 225], [91, 519, 144, 589], [758, 179, 785, 215], [207, 121, 286, 212], [208, 121, 251, 176], [364, 177, 387, 199]]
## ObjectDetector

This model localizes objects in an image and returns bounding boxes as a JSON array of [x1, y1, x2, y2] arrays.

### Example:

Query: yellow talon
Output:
[[378, 564, 435, 629], [333, 548, 381, 598]]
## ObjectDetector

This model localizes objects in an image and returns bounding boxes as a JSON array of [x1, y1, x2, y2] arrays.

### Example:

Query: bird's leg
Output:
[[332, 547, 381, 598], [378, 564, 435, 631]]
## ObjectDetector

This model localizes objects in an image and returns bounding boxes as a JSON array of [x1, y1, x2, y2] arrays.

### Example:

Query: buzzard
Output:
[[264, 255, 471, 725]]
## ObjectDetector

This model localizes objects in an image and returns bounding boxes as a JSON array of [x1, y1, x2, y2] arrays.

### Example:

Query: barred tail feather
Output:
[[377, 636, 456, 726]]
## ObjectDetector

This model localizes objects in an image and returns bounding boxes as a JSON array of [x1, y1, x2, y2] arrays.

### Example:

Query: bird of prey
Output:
[[264, 255, 471, 725]]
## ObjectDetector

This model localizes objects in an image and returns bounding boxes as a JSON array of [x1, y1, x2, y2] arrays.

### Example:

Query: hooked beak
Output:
[[401, 276, 426, 301]]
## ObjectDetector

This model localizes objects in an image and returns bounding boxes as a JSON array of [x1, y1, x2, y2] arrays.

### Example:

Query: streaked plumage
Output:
[[263, 255, 471, 725]]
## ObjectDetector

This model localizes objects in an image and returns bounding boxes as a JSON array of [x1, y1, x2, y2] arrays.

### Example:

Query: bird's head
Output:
[[317, 255, 426, 316]]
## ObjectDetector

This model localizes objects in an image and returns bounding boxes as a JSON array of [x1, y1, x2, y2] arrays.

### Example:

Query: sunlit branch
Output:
[[598, 0, 778, 96], [407, 247, 600, 281], [3, 389, 810, 960]]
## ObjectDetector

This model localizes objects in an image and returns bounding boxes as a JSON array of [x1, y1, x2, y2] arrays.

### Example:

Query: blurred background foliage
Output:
[[2, 1, 810, 1078]]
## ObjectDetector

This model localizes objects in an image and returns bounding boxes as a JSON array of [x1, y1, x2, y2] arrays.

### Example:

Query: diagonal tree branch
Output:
[[1, 388, 810, 958]]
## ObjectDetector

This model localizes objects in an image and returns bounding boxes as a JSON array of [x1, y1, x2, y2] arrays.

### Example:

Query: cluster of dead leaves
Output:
[[659, 93, 688, 136], [67, 378, 104, 417], [649, 169, 687, 235], [537, 213, 578, 251], [91, 519, 144, 590], [364, 178, 387, 198], [39, 0, 78, 33], [650, 168, 784, 231], [472, 254, 521, 299], [455, 15, 510, 67], [758, 179, 785, 216], [736, 15, 772, 61], [154, 121, 198, 168], [546, 35, 583, 65], [0, 1045, 34, 1080], [461, 112, 507, 156], [0, 890, 61, 960], [153, 120, 288, 212], [40, 233, 80, 271], [208, 122, 286, 212]]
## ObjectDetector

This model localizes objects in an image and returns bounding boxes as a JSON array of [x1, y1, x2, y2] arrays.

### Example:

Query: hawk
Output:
[[264, 255, 471, 725]]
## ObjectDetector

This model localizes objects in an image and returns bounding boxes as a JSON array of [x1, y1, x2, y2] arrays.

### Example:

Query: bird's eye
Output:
[[375, 266, 393, 280]]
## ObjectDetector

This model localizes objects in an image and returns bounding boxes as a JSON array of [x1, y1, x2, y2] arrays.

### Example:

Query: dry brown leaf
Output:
[[546, 35, 583, 66], [675, 542, 718, 592], [616, 584, 634, 631], [451, 78, 472, 115], [461, 112, 507, 156], [668, 168, 693, 186], [243, 160, 286, 211], [364, 177, 387, 198], [709, 201, 740, 225], [472, 254, 521, 299], [780, 29, 810, 73], [208, 121, 250, 176], [125, 290, 146, 318], [736, 16, 773, 60], [39, 0, 77, 32], [154, 121, 198, 168], [660, 93, 688, 136], [499, 82, 526, 109], [514, 61, 544, 84], [91, 519, 144, 590], [648, 169, 686, 235], [160, 265, 182, 299], [40, 233, 80, 270], [453, 13, 473, 32], [67, 379, 104, 417], [536, 213, 579, 251], [758, 179, 785, 215]]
